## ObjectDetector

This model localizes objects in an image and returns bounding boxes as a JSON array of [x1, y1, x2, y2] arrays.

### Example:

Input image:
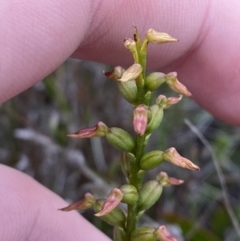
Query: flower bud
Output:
[[146, 105, 164, 134], [118, 64, 143, 82], [145, 72, 166, 91], [156, 172, 184, 186], [124, 38, 137, 50], [163, 147, 200, 171], [166, 72, 192, 97], [131, 226, 157, 241], [59, 193, 96, 211], [106, 127, 135, 152], [140, 150, 164, 171], [118, 80, 138, 105], [156, 95, 182, 109], [95, 188, 123, 217], [133, 105, 149, 136], [124, 38, 138, 63], [67, 121, 109, 138], [138, 180, 163, 211], [154, 225, 179, 241], [146, 28, 178, 44], [94, 199, 126, 227], [114, 227, 126, 241], [104, 66, 125, 80], [120, 184, 139, 205]]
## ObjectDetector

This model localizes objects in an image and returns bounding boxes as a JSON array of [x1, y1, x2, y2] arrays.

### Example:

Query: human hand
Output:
[[0, 165, 111, 241], [1, 0, 240, 240], [1, 0, 240, 125]]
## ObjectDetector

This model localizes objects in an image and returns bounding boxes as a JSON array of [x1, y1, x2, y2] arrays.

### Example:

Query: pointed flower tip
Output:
[[157, 95, 183, 109], [166, 73, 192, 97], [95, 188, 123, 217], [163, 147, 200, 171], [58, 207, 68, 211], [157, 172, 184, 186], [58, 193, 96, 212], [169, 72, 177, 77], [146, 28, 178, 44], [168, 177, 185, 185], [67, 122, 108, 138], [167, 95, 183, 103]]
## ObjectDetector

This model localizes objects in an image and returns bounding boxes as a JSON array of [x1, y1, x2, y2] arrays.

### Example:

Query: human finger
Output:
[[0, 164, 111, 241], [1, 0, 240, 125]]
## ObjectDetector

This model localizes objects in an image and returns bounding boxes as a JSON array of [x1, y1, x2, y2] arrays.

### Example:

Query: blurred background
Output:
[[1, 59, 240, 241]]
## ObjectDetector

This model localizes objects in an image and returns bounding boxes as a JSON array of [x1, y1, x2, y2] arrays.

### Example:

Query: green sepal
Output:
[[144, 91, 152, 106], [106, 127, 135, 152], [145, 72, 166, 91], [146, 105, 163, 134], [138, 180, 163, 211], [131, 226, 157, 241], [113, 227, 126, 241], [140, 150, 164, 171], [118, 80, 138, 105], [120, 184, 139, 205]]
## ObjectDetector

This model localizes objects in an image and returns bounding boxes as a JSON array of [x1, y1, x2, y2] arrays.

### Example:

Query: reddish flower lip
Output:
[[155, 225, 179, 241], [59, 193, 96, 212], [157, 95, 183, 109], [67, 121, 108, 138], [166, 72, 192, 97], [67, 126, 97, 138], [95, 188, 123, 217], [157, 172, 184, 186], [163, 147, 200, 171]]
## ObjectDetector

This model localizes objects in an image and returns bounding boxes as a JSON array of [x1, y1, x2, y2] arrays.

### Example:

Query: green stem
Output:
[[136, 78, 146, 105], [135, 37, 147, 105], [135, 135, 146, 163], [125, 135, 146, 241], [125, 35, 150, 241], [139, 50, 147, 79], [125, 204, 138, 240]]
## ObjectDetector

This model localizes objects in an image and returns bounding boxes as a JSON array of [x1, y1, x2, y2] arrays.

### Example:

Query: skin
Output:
[[0, 0, 240, 240]]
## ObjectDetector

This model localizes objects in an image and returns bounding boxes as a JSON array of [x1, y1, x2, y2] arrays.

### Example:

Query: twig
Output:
[[185, 193, 220, 240], [184, 119, 240, 238], [14, 128, 111, 194]]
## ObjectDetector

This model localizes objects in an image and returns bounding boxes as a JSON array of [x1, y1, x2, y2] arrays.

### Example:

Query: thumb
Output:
[[0, 164, 110, 241]]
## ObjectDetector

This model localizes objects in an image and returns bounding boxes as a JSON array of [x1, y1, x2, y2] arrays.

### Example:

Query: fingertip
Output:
[[0, 0, 93, 103]]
